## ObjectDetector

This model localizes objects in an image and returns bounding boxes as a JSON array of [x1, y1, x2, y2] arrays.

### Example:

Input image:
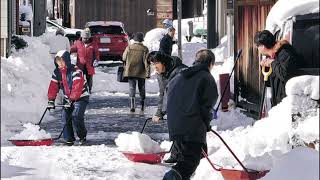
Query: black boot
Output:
[[141, 100, 145, 111], [130, 97, 135, 112]]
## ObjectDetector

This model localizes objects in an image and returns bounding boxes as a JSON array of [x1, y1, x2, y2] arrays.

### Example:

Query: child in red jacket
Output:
[[47, 50, 90, 145]]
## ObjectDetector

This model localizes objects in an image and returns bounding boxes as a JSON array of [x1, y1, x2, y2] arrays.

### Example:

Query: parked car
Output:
[[85, 21, 129, 61], [46, 18, 82, 44]]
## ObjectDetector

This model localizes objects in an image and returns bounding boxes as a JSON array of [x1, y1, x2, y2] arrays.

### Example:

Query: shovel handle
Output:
[[214, 49, 242, 114], [53, 123, 67, 140], [210, 129, 250, 173], [262, 66, 272, 81], [35, 108, 49, 125], [201, 148, 222, 171], [140, 117, 152, 133]]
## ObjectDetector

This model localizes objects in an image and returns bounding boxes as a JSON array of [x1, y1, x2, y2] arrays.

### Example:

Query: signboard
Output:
[[156, 0, 173, 28]]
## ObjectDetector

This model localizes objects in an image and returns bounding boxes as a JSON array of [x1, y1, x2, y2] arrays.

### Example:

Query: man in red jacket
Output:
[[47, 50, 90, 146], [70, 28, 99, 94]]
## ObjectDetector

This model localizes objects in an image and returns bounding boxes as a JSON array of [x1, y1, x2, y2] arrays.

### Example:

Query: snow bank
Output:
[[192, 75, 320, 179], [266, 0, 319, 33], [115, 132, 163, 153], [144, 28, 167, 52], [262, 147, 319, 180], [9, 123, 51, 140], [1, 34, 54, 145]]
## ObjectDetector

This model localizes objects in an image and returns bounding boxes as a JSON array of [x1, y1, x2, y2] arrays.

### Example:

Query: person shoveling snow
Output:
[[10, 123, 51, 140]]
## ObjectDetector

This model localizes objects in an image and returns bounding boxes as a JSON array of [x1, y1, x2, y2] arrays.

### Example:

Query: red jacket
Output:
[[70, 39, 99, 75], [48, 66, 89, 102]]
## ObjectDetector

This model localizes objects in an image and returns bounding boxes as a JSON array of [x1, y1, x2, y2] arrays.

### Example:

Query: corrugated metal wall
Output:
[[73, 0, 156, 34], [234, 0, 275, 113]]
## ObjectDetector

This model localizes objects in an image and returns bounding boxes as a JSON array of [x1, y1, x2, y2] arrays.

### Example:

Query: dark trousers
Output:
[[86, 74, 93, 93], [164, 141, 205, 180], [62, 96, 89, 141], [128, 77, 145, 100]]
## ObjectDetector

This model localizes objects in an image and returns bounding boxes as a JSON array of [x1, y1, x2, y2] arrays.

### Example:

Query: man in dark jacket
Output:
[[159, 27, 176, 56], [254, 30, 298, 106], [47, 50, 90, 146], [163, 49, 218, 180], [150, 51, 187, 164], [151, 51, 187, 122]]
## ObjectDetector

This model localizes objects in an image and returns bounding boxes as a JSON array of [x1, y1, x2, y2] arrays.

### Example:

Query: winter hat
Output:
[[133, 32, 144, 42], [56, 28, 65, 36], [254, 30, 276, 49], [81, 28, 91, 38], [162, 19, 173, 28]]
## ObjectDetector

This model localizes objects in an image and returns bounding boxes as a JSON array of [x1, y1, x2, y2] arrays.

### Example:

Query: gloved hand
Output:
[[93, 59, 99, 67], [152, 115, 161, 123], [47, 100, 55, 110], [64, 98, 73, 109]]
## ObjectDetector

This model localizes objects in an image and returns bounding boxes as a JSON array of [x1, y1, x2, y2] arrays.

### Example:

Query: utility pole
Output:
[[177, 0, 182, 59], [207, 0, 217, 49], [52, 0, 55, 19]]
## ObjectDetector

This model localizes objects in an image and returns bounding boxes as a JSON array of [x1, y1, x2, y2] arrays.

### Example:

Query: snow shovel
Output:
[[9, 104, 70, 146], [213, 49, 243, 119], [201, 129, 269, 180], [121, 117, 168, 164], [259, 66, 272, 119]]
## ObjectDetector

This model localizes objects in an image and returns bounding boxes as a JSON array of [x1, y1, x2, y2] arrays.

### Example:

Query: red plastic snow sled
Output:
[[9, 105, 68, 146], [202, 129, 269, 180], [121, 151, 168, 164], [8, 138, 54, 146], [121, 117, 169, 164]]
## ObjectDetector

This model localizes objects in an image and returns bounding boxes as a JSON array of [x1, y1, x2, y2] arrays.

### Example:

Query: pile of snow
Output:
[[115, 132, 163, 153], [144, 28, 167, 52], [192, 75, 320, 179], [1, 34, 54, 145], [266, 0, 319, 33], [286, 76, 319, 148], [211, 36, 228, 63], [262, 147, 319, 180], [9, 123, 51, 140]]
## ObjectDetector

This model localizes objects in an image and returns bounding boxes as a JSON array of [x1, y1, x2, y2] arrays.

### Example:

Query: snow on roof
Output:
[[85, 21, 124, 27], [266, 0, 319, 34]]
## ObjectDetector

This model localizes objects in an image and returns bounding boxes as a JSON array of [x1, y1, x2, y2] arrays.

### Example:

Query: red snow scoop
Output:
[[9, 105, 68, 146], [122, 151, 168, 164], [9, 138, 54, 146], [202, 129, 269, 180], [121, 117, 169, 164]]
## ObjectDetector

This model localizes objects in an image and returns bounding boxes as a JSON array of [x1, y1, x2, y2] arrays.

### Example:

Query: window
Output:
[[89, 26, 125, 35]]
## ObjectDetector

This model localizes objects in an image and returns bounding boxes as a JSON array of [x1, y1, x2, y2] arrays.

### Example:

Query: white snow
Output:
[[266, 0, 319, 33], [19, 4, 33, 21], [286, 75, 319, 100], [115, 132, 163, 153], [262, 147, 319, 180], [9, 123, 51, 140], [144, 28, 167, 52]]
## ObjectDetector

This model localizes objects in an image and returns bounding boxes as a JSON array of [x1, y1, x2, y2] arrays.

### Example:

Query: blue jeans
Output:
[[61, 96, 89, 141]]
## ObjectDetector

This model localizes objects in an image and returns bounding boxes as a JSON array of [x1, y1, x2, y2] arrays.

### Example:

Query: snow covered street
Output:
[[1, 63, 172, 180], [1, 6, 319, 178]]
